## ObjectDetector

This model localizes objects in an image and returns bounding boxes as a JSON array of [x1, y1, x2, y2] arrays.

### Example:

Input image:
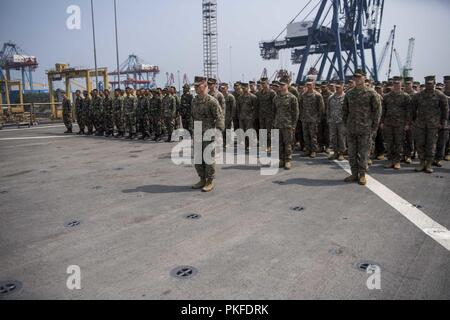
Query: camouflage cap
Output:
[[278, 79, 289, 85], [353, 68, 367, 77], [405, 77, 414, 83], [234, 81, 241, 87], [183, 83, 190, 89], [413, 81, 421, 86], [241, 82, 249, 87], [392, 76, 402, 82], [260, 77, 269, 83], [270, 81, 280, 88], [194, 76, 207, 85], [424, 75, 436, 83], [249, 81, 256, 85], [207, 78, 217, 85]]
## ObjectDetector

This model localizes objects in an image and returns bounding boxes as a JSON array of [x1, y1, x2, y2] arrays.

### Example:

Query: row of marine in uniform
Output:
[[61, 85, 194, 142]]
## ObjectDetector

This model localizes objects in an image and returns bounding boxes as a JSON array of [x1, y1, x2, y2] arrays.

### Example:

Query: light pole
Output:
[[90, 0, 99, 89], [114, 0, 121, 89]]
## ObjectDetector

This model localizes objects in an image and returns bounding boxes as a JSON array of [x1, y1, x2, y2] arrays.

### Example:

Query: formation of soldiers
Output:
[[62, 72, 449, 190], [63, 85, 191, 142]]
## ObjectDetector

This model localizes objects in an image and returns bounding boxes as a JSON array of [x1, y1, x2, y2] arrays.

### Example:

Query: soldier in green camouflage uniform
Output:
[[191, 76, 225, 193], [162, 88, 177, 142], [403, 77, 417, 163], [299, 81, 325, 158], [232, 82, 242, 129], [91, 89, 104, 136], [256, 78, 276, 151], [124, 87, 138, 139], [208, 78, 226, 113], [274, 80, 299, 170], [380, 77, 412, 170], [62, 94, 73, 134], [236, 83, 258, 150], [343, 69, 382, 186], [137, 89, 151, 140], [149, 89, 163, 141], [113, 89, 125, 138], [74, 90, 84, 134], [82, 90, 93, 135], [412, 76, 449, 173], [180, 84, 193, 135], [102, 89, 114, 137], [219, 83, 236, 146], [434, 76, 450, 166], [319, 83, 332, 153], [327, 81, 346, 160]]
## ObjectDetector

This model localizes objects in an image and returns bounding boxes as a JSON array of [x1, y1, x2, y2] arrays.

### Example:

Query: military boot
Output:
[[404, 156, 412, 164], [284, 161, 292, 170], [384, 162, 394, 169], [337, 154, 345, 161], [425, 161, 434, 174], [367, 159, 373, 166], [415, 161, 426, 172], [310, 152, 316, 159], [202, 179, 215, 193], [433, 160, 443, 168], [377, 154, 385, 161], [393, 163, 401, 170], [192, 178, 206, 189], [358, 175, 367, 186], [344, 175, 358, 183], [445, 155, 450, 161]]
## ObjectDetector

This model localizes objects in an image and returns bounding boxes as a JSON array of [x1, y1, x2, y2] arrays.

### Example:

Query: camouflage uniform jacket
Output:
[[113, 96, 124, 113], [299, 91, 325, 123], [91, 96, 103, 114], [103, 96, 113, 116], [223, 92, 236, 120], [74, 96, 83, 113], [124, 95, 137, 115], [209, 90, 226, 113], [274, 92, 299, 129], [256, 89, 276, 118], [180, 93, 193, 117], [412, 89, 449, 129], [327, 93, 345, 124], [236, 93, 258, 121], [162, 95, 176, 118], [343, 86, 382, 135], [191, 94, 225, 133], [381, 91, 412, 127], [149, 96, 163, 116]]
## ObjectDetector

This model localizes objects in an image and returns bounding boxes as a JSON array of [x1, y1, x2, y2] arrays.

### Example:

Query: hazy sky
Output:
[[1, 0, 449, 89]]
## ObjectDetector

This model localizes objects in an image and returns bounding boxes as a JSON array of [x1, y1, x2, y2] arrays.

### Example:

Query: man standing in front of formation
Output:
[[327, 81, 346, 161], [343, 69, 382, 186]]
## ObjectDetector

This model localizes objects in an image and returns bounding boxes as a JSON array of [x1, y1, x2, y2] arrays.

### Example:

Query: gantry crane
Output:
[[259, 0, 385, 83], [109, 54, 160, 89], [393, 38, 415, 79]]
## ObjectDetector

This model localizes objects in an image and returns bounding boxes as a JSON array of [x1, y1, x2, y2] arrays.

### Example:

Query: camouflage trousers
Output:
[[347, 133, 371, 176], [259, 115, 274, 148], [104, 113, 114, 134], [239, 119, 254, 149], [329, 122, 346, 154], [181, 115, 192, 134], [63, 109, 72, 131], [371, 126, 385, 157], [404, 127, 414, 157], [295, 119, 305, 149], [137, 113, 150, 135], [279, 128, 294, 161], [318, 117, 329, 150], [124, 112, 136, 134], [435, 129, 449, 161], [302, 122, 319, 153], [76, 110, 84, 131], [149, 115, 161, 136], [414, 127, 439, 161], [84, 111, 93, 133], [114, 112, 124, 133], [164, 117, 175, 139], [383, 126, 404, 163], [195, 140, 216, 180], [93, 112, 104, 133]]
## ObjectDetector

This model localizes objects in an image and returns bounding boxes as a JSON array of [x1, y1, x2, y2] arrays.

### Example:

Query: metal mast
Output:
[[202, 0, 218, 79]]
